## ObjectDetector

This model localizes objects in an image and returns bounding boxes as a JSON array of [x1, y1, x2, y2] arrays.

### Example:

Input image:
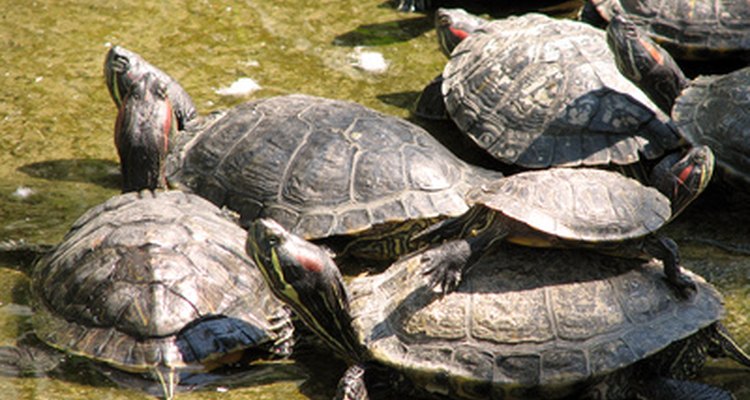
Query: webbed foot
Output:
[[421, 240, 471, 295], [645, 235, 695, 299]]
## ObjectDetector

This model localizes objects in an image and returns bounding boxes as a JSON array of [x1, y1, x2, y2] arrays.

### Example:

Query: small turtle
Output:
[[607, 15, 750, 187], [104, 45, 197, 130], [412, 168, 696, 295], [416, 9, 716, 216], [106, 49, 503, 261], [0, 191, 294, 399], [246, 218, 750, 400], [581, 0, 750, 61]]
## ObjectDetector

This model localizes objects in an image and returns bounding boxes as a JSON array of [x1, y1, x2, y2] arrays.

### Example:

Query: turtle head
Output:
[[105, 45, 197, 130], [650, 146, 715, 218], [104, 45, 150, 110], [606, 15, 688, 114], [435, 8, 486, 57], [246, 218, 365, 362], [114, 71, 177, 192]]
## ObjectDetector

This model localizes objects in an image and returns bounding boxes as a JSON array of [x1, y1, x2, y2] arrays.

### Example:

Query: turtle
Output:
[[414, 9, 701, 194], [410, 167, 697, 296], [606, 14, 750, 187], [104, 45, 197, 130], [106, 50, 504, 262], [245, 217, 750, 400], [0, 190, 294, 399], [580, 0, 750, 61]]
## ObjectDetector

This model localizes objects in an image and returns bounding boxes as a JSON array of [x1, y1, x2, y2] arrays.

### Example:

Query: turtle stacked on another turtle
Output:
[[580, 0, 750, 61], [606, 14, 750, 189], [0, 190, 294, 399], [415, 8, 716, 217], [246, 218, 750, 400], [105, 46, 504, 263]]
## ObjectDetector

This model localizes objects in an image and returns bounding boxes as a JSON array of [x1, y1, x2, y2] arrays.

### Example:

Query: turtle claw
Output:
[[420, 240, 471, 295], [669, 272, 697, 300]]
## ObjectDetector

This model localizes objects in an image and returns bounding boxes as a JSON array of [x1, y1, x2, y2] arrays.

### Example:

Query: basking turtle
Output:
[[416, 9, 716, 216], [246, 218, 750, 400], [412, 168, 695, 295], [415, 9, 683, 176], [580, 0, 750, 61], [107, 51, 503, 261], [0, 191, 294, 399], [607, 15, 750, 186], [104, 45, 197, 130]]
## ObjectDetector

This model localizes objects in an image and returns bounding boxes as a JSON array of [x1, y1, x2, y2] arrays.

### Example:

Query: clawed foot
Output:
[[668, 271, 697, 300], [420, 241, 471, 295]]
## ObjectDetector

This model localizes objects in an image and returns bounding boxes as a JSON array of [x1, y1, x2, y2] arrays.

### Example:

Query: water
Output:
[[0, 0, 747, 399]]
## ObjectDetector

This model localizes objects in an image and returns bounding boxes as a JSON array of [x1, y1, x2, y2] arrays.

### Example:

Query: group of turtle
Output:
[[3, 0, 750, 399]]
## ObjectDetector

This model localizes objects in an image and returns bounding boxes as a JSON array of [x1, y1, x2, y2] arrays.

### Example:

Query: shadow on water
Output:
[[333, 15, 432, 46], [17, 159, 121, 190], [338, 0, 583, 47]]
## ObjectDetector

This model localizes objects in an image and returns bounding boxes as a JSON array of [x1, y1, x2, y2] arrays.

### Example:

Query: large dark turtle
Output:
[[106, 48, 503, 261], [607, 15, 750, 187], [580, 0, 750, 61], [412, 167, 696, 295], [246, 218, 750, 400], [1, 190, 293, 399], [416, 9, 717, 217], [415, 9, 685, 177]]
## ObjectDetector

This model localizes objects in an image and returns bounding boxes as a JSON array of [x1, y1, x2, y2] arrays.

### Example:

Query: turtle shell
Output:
[[167, 94, 500, 240], [585, 0, 750, 60], [466, 168, 671, 242], [349, 245, 723, 399], [31, 190, 292, 373], [672, 69, 750, 184], [441, 13, 678, 169]]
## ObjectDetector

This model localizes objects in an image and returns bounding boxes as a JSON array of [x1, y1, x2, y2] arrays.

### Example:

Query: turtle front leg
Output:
[[421, 239, 474, 294], [643, 235, 696, 297]]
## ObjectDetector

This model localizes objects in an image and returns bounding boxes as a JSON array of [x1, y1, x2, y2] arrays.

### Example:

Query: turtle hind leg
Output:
[[643, 235, 696, 298], [635, 377, 735, 400]]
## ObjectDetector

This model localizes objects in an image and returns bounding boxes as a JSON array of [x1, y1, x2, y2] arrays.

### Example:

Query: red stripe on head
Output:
[[295, 248, 325, 273], [677, 163, 694, 186], [163, 100, 173, 153], [639, 37, 664, 65], [449, 26, 470, 41]]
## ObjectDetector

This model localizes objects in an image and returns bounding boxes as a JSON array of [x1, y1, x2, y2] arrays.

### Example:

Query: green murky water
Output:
[[0, 0, 747, 399]]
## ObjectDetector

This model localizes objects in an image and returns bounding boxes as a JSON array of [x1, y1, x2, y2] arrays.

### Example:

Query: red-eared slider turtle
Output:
[[246, 218, 750, 400], [607, 15, 750, 187], [107, 51, 503, 261], [412, 168, 696, 295], [1, 190, 293, 399], [105, 45, 197, 130], [416, 9, 716, 217], [415, 9, 683, 176], [580, 0, 750, 61]]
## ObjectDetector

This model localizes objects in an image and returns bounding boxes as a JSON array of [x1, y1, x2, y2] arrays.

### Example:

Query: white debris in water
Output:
[[12, 186, 34, 199], [349, 47, 388, 74], [215, 387, 229, 393], [34, 76, 43, 83], [214, 77, 261, 96]]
